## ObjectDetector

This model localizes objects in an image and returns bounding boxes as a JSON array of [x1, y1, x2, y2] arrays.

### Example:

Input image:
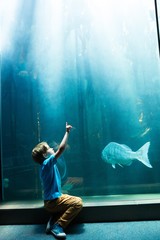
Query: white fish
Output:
[[101, 142, 152, 169]]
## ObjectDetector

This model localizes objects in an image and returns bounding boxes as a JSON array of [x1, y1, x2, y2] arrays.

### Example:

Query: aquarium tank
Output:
[[1, 0, 160, 202]]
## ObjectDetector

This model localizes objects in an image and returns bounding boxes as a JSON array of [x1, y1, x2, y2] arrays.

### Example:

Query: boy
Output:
[[32, 122, 83, 239]]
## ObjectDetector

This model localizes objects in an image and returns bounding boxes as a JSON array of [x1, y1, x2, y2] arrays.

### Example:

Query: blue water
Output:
[[1, 0, 160, 200]]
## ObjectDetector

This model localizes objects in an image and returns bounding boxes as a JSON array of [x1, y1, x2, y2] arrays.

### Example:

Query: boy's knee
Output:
[[75, 197, 83, 209]]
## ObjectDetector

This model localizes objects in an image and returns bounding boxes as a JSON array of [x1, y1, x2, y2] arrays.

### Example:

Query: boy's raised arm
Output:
[[54, 122, 72, 159]]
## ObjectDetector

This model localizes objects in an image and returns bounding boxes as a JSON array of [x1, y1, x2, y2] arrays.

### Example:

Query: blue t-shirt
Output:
[[40, 155, 62, 200]]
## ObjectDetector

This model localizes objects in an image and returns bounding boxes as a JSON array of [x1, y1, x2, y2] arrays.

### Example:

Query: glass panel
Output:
[[1, 0, 160, 202]]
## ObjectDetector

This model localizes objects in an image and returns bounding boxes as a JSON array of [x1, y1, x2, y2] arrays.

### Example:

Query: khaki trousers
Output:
[[44, 194, 83, 229]]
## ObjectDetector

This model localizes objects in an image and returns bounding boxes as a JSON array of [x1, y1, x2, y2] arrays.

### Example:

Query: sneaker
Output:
[[51, 223, 66, 239], [46, 217, 54, 234]]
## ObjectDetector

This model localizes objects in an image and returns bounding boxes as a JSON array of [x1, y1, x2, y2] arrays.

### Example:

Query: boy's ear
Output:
[[43, 153, 47, 158]]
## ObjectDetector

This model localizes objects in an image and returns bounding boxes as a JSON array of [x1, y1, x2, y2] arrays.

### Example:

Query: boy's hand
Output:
[[66, 122, 72, 133]]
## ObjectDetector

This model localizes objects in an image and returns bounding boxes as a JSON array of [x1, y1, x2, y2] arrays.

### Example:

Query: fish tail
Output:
[[136, 142, 152, 168]]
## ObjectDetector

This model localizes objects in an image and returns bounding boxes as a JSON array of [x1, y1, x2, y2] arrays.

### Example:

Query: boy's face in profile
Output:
[[47, 147, 55, 155], [43, 144, 55, 158]]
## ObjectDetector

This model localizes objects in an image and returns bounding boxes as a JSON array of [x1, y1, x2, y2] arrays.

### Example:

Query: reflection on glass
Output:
[[1, 0, 160, 202]]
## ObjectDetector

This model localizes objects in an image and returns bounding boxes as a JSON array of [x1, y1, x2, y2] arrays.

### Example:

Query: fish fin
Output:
[[112, 164, 116, 169], [118, 164, 124, 168], [136, 142, 152, 168]]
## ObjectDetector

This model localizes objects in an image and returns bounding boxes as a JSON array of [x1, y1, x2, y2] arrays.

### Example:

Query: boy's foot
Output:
[[46, 217, 54, 234], [50, 223, 66, 239]]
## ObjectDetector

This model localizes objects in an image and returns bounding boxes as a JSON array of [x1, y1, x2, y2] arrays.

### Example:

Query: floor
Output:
[[1, 221, 160, 240]]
